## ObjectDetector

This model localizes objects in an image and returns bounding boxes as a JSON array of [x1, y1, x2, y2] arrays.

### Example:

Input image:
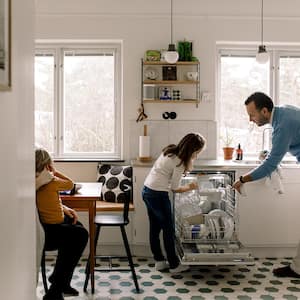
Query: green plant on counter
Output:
[[221, 127, 234, 147]]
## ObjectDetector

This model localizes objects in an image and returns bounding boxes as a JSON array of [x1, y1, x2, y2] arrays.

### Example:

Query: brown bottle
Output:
[[236, 143, 243, 160]]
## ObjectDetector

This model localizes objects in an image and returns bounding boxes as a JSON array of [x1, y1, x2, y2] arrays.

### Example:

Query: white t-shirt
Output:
[[144, 153, 185, 192]]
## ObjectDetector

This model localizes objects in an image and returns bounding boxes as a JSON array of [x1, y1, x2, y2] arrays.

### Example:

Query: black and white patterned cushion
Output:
[[97, 164, 132, 203]]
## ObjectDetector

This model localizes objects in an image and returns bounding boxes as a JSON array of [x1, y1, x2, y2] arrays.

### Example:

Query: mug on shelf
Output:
[[186, 71, 198, 81]]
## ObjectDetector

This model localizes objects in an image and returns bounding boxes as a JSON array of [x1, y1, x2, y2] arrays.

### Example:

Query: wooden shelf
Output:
[[143, 61, 199, 66], [143, 80, 199, 85], [143, 99, 198, 103], [141, 59, 200, 107]]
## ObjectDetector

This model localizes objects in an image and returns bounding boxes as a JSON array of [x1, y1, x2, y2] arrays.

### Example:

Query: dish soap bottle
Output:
[[236, 143, 243, 160]]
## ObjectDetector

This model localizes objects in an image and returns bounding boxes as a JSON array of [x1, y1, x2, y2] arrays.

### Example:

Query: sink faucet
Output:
[[262, 126, 272, 151]]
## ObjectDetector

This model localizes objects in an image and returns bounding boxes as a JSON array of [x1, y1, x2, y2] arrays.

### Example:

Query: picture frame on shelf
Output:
[[0, 0, 11, 91], [159, 87, 172, 100], [162, 66, 177, 81]]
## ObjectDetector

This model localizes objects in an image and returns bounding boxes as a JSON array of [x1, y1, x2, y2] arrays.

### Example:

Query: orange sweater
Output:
[[36, 171, 74, 224]]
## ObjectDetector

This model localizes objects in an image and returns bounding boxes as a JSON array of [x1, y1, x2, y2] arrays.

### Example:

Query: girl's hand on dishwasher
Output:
[[188, 181, 198, 191]]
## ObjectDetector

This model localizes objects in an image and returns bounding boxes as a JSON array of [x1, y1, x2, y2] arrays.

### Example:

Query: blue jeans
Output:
[[142, 186, 179, 269]]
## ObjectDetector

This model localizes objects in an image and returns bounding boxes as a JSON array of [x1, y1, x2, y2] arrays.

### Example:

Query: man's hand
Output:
[[232, 180, 242, 194]]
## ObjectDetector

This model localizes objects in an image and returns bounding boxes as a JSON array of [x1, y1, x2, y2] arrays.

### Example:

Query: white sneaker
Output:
[[155, 260, 169, 271], [169, 264, 190, 274]]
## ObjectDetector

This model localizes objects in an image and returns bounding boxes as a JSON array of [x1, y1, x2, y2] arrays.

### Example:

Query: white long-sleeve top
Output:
[[144, 153, 185, 192]]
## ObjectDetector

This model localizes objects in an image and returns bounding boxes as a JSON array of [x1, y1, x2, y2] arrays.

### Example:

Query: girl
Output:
[[142, 133, 206, 273], [36, 148, 88, 300]]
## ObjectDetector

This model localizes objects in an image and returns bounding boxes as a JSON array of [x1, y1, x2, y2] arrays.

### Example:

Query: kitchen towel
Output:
[[139, 135, 150, 158], [265, 167, 284, 194]]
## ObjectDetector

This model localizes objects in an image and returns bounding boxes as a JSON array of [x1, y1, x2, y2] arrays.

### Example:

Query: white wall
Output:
[[0, 0, 35, 299], [36, 0, 300, 179]]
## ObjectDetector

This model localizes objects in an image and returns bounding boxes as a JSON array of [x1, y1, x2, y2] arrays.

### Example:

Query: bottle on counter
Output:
[[236, 143, 243, 160]]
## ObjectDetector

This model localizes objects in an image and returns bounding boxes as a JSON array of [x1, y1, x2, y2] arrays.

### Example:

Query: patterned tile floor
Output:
[[36, 256, 300, 300]]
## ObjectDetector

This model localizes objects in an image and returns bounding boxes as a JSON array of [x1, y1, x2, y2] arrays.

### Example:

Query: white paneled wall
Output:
[[130, 120, 217, 160]]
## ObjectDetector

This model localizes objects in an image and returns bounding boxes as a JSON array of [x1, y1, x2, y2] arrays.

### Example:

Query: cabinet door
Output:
[[132, 167, 150, 245], [237, 168, 300, 246]]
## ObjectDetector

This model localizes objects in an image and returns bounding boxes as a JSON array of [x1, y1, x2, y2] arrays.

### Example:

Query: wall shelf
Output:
[[143, 99, 198, 103], [141, 59, 200, 107]]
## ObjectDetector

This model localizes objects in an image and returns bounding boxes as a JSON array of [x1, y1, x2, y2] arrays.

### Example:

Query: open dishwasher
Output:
[[174, 170, 254, 265]]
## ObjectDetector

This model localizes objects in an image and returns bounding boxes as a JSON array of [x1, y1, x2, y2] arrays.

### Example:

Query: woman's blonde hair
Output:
[[35, 148, 52, 173]]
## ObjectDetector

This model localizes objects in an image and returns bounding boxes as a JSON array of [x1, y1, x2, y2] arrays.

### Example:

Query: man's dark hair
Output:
[[244, 92, 274, 112]]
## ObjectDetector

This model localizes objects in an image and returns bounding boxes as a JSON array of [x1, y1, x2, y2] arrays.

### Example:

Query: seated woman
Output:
[[36, 148, 88, 300]]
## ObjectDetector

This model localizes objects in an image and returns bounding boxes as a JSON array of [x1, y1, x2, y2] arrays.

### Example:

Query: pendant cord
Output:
[[261, 0, 264, 45], [170, 0, 173, 44]]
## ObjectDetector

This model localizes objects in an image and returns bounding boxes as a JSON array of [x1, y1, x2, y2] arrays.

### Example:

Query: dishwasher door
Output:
[[174, 170, 254, 265]]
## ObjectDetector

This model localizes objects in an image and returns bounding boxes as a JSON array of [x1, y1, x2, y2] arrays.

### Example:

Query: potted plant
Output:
[[221, 128, 235, 160]]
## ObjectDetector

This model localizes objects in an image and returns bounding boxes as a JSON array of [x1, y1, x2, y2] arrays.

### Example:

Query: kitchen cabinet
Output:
[[132, 166, 150, 245], [141, 60, 200, 106], [132, 163, 300, 253], [237, 167, 300, 247]]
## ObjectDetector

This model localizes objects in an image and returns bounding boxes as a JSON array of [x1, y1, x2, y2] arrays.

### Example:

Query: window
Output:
[[279, 54, 300, 107], [218, 47, 300, 158], [35, 43, 122, 159]]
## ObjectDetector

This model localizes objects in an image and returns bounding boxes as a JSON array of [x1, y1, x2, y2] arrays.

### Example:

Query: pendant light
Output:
[[165, 0, 179, 64], [256, 0, 269, 64]]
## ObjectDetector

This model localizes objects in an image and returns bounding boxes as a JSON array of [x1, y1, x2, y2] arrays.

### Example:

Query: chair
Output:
[[41, 248, 49, 293], [83, 193, 140, 293], [37, 209, 57, 293]]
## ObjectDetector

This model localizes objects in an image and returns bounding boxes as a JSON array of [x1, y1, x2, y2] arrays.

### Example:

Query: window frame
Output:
[[35, 42, 122, 160], [216, 44, 300, 159]]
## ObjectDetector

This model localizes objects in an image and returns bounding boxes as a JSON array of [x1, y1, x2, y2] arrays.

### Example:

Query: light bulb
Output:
[[256, 45, 269, 64], [165, 43, 179, 64]]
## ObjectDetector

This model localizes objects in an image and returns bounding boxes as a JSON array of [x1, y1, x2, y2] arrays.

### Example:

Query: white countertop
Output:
[[131, 158, 299, 169]]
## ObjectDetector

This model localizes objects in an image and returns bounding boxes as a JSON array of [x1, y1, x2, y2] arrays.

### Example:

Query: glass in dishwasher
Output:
[[174, 170, 254, 265]]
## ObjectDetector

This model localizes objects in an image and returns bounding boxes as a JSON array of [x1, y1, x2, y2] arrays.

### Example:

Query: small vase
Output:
[[223, 147, 234, 160]]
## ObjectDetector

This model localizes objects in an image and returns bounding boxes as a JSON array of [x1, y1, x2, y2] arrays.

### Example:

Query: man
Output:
[[232, 91, 300, 278]]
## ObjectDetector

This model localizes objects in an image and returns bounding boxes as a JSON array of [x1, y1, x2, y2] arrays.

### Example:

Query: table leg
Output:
[[89, 204, 96, 293]]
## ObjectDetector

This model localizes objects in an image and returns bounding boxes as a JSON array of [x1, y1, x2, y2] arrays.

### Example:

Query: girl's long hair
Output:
[[162, 133, 206, 171]]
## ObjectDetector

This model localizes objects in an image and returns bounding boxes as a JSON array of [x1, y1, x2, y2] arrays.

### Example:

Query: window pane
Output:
[[220, 55, 270, 156], [279, 57, 300, 106], [34, 54, 55, 153], [63, 52, 115, 155]]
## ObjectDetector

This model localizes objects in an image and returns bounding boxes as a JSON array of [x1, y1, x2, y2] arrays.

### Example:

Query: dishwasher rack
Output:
[[173, 170, 254, 265]]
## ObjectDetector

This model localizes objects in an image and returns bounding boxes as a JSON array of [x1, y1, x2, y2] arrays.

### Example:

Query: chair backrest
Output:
[[97, 163, 133, 204]]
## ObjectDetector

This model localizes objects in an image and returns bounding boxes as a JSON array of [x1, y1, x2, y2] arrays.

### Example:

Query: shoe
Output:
[[169, 264, 190, 274], [43, 287, 64, 300], [48, 275, 78, 296], [155, 260, 169, 271], [273, 265, 300, 278], [63, 286, 79, 297]]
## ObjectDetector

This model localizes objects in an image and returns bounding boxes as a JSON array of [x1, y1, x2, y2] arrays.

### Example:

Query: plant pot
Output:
[[223, 147, 234, 160]]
